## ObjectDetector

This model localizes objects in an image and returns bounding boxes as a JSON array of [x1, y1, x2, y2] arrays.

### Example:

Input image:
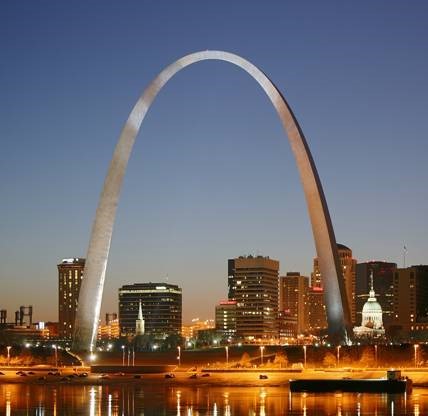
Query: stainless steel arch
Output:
[[72, 50, 351, 352]]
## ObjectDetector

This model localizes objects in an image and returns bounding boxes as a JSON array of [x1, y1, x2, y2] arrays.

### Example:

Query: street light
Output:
[[52, 345, 58, 368], [127, 347, 131, 366], [177, 346, 181, 367], [414, 344, 419, 368], [374, 344, 378, 367], [6, 346, 11, 366], [303, 345, 307, 369], [121, 345, 125, 366], [225, 346, 229, 367], [336, 345, 341, 368], [132, 347, 135, 367], [260, 346, 265, 366]]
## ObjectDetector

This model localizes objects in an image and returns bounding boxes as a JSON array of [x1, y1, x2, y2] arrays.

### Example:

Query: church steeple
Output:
[[135, 300, 145, 336], [138, 300, 143, 321]]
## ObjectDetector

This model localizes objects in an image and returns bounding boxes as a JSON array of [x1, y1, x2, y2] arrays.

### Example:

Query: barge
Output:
[[290, 370, 412, 394]]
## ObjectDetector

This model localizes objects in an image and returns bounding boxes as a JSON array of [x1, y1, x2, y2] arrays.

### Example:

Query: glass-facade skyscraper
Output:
[[118, 282, 182, 338]]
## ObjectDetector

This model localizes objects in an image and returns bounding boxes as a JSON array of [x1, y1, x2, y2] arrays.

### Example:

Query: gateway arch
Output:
[[72, 50, 351, 352]]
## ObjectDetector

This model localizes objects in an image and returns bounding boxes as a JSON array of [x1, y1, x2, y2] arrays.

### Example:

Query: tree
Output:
[[323, 352, 336, 368], [239, 352, 251, 368], [360, 347, 375, 367], [273, 351, 288, 368]]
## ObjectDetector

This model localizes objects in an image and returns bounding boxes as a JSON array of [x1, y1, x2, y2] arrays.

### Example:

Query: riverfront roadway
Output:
[[2, 367, 428, 387]]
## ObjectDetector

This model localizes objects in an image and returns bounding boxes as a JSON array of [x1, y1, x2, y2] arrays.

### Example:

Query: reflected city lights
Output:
[[0, 383, 427, 414], [176, 390, 181, 416], [6, 390, 11, 416], [223, 391, 231, 416], [259, 388, 266, 416], [53, 388, 57, 416], [89, 387, 96, 416], [415, 402, 420, 416], [108, 393, 112, 416]]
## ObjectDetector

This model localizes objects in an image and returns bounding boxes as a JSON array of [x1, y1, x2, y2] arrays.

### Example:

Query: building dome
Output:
[[361, 275, 383, 330], [362, 294, 382, 314], [353, 271, 385, 338], [337, 243, 351, 252]]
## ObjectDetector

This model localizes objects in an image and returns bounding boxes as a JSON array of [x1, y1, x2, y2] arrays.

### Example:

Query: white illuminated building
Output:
[[353, 272, 385, 339]]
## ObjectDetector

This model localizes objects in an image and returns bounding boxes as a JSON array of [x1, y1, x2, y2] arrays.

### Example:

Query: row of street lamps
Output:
[[121, 345, 135, 366], [335, 344, 420, 368], [180, 343, 420, 368], [2, 342, 422, 369]]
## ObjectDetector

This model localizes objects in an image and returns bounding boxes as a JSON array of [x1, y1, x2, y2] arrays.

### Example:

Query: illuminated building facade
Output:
[[58, 258, 85, 339], [307, 286, 327, 334], [279, 272, 309, 335], [228, 255, 279, 340], [98, 313, 120, 340], [215, 300, 237, 338], [393, 265, 428, 336], [118, 283, 182, 338], [182, 318, 215, 340]]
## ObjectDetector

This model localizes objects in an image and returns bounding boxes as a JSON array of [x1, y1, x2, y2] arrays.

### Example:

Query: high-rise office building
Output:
[[311, 243, 357, 325], [118, 283, 182, 338], [228, 255, 279, 340], [356, 261, 396, 330], [279, 272, 309, 336], [58, 258, 85, 339], [215, 300, 237, 338], [307, 286, 327, 334], [393, 266, 428, 335]]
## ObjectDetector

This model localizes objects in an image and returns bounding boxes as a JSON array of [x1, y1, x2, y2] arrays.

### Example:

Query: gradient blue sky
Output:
[[1, 1, 427, 323]]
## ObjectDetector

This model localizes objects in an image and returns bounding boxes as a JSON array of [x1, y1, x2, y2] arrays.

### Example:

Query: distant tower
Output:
[[135, 300, 145, 336]]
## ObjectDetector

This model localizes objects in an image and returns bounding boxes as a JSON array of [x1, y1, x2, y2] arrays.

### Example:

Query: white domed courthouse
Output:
[[353, 272, 385, 339]]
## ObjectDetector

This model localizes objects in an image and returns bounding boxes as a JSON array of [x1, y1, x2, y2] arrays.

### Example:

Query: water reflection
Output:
[[1, 384, 428, 414], [5, 389, 11, 416]]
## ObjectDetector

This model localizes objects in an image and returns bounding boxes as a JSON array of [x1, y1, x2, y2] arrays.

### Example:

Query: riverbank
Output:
[[3, 367, 428, 387]]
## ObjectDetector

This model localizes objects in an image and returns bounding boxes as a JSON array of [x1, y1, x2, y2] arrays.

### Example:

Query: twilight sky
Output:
[[0, 1, 427, 324]]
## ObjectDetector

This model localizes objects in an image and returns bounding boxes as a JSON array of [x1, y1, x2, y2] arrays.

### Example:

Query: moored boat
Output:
[[290, 370, 412, 394]]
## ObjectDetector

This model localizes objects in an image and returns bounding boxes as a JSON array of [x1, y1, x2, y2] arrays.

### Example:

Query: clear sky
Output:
[[1, 1, 427, 324]]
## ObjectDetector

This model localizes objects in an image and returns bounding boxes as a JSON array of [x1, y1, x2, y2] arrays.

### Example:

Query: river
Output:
[[1, 384, 427, 415]]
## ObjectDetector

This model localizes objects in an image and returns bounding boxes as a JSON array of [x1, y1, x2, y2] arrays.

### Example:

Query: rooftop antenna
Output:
[[403, 245, 408, 268]]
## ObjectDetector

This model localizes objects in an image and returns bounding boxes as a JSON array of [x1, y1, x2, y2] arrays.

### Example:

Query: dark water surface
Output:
[[1, 384, 427, 415]]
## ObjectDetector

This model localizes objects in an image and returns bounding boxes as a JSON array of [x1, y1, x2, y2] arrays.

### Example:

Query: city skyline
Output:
[[1, 1, 428, 323]]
